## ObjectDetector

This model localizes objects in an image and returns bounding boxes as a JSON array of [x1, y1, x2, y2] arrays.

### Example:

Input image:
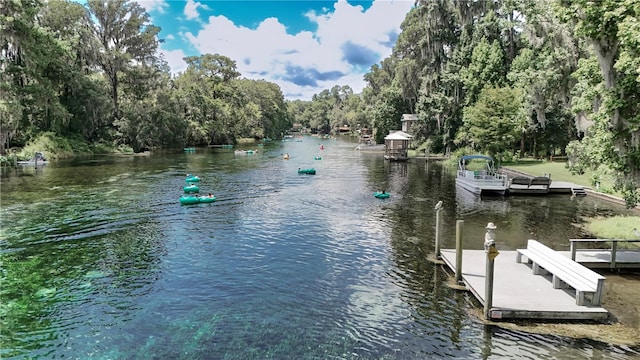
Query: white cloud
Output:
[[138, 0, 169, 14], [179, 0, 413, 100], [159, 48, 188, 75], [184, 0, 209, 21]]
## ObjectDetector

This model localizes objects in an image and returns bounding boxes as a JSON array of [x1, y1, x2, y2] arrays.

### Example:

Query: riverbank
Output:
[[501, 167, 640, 211], [458, 166, 640, 346]]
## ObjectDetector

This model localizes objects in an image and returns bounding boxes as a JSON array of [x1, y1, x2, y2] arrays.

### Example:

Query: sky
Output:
[[135, 0, 414, 100]]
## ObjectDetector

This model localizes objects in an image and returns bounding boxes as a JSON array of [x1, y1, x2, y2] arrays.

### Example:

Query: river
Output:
[[1, 136, 638, 359]]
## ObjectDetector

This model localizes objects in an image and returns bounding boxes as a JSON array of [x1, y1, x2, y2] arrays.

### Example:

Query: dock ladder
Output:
[[571, 187, 587, 196]]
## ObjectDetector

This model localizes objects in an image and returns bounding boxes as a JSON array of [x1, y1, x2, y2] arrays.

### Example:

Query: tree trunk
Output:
[[112, 72, 119, 120], [591, 38, 620, 129]]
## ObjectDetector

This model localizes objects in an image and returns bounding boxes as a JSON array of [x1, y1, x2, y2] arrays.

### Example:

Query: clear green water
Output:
[[1, 137, 638, 359]]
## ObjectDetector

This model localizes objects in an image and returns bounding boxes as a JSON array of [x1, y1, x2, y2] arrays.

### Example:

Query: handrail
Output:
[[569, 238, 640, 268]]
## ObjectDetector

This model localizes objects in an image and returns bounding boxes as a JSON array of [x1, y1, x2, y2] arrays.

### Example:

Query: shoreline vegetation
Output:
[[409, 153, 640, 347], [495, 160, 640, 346]]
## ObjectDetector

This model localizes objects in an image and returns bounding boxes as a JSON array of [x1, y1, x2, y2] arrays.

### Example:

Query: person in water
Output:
[[207, 193, 214, 198]]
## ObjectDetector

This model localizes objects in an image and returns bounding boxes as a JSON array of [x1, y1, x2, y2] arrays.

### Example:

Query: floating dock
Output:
[[507, 179, 585, 195], [440, 249, 609, 320]]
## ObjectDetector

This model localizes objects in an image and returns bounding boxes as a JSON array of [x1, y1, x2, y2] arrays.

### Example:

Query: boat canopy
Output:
[[459, 155, 494, 162]]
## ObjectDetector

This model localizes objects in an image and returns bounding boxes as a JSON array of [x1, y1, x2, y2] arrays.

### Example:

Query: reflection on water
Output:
[[1, 138, 639, 359], [455, 187, 511, 216]]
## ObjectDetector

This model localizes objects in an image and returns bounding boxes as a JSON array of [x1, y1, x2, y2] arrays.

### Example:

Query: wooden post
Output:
[[484, 223, 498, 320], [455, 220, 463, 283], [611, 240, 618, 269], [434, 201, 443, 258]]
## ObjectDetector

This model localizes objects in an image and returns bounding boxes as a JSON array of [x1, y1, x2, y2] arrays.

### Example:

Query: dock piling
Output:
[[455, 220, 464, 283], [434, 200, 443, 258], [484, 222, 498, 319]]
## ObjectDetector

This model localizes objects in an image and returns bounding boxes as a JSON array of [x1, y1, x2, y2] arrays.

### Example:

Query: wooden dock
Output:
[[501, 167, 586, 195], [548, 181, 585, 194], [507, 180, 585, 195], [564, 239, 640, 269], [440, 249, 609, 320], [561, 250, 640, 269]]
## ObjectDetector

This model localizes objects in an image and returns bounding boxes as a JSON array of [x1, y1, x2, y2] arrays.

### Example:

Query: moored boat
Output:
[[17, 151, 48, 165], [455, 155, 508, 195]]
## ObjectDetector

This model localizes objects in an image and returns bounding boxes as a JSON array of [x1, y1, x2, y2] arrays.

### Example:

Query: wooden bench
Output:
[[516, 240, 605, 306]]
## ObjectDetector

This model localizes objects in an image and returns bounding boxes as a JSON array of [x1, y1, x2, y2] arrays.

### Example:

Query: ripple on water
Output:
[[2, 142, 639, 359]]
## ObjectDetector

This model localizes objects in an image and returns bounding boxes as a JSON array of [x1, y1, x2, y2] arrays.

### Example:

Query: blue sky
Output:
[[135, 0, 414, 100]]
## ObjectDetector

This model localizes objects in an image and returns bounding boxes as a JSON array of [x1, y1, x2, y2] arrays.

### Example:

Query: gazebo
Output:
[[384, 131, 412, 161]]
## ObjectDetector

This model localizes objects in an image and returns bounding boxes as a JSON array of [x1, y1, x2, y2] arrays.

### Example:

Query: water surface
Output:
[[1, 137, 638, 359]]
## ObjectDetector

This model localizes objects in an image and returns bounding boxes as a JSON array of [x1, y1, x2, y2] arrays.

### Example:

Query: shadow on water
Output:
[[1, 137, 639, 359]]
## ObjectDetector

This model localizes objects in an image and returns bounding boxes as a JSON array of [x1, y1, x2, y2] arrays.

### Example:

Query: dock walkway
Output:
[[440, 249, 609, 320]]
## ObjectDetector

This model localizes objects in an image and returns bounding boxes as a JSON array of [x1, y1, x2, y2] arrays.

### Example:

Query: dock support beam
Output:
[[455, 220, 464, 284], [434, 201, 443, 258], [484, 222, 498, 320]]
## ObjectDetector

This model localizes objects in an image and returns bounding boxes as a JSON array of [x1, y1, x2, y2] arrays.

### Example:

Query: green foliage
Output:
[[557, 0, 640, 207], [458, 86, 521, 158], [461, 38, 505, 106], [586, 216, 640, 241], [443, 147, 476, 168], [17, 132, 128, 159], [87, 0, 161, 121]]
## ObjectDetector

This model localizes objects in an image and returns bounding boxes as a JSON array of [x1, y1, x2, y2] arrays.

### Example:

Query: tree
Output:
[[40, 0, 111, 140], [87, 0, 160, 122], [233, 78, 290, 140], [457, 86, 521, 158], [558, 0, 640, 206], [173, 54, 242, 145]]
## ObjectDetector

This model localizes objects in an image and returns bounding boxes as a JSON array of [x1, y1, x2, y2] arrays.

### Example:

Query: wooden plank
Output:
[[440, 249, 609, 320], [548, 181, 583, 194]]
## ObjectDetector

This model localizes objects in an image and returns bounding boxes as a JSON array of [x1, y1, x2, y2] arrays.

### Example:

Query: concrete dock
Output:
[[440, 249, 609, 320]]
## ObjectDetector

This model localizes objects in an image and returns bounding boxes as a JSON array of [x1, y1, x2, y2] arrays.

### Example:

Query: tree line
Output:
[[1, 0, 638, 205], [1, 0, 291, 154], [286, 0, 639, 206]]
